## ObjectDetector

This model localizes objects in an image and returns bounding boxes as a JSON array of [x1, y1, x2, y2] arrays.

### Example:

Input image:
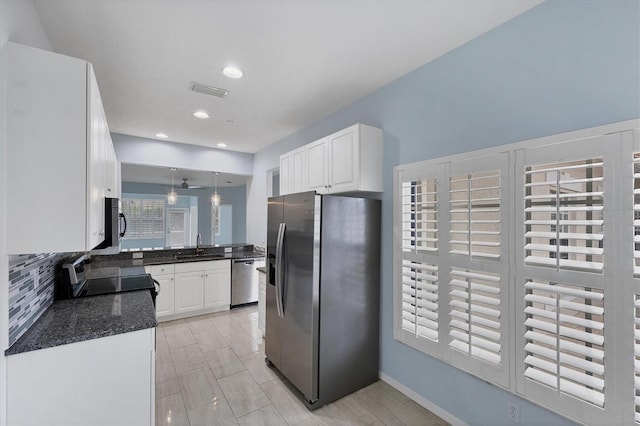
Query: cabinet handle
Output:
[[171, 278, 174, 281], [106, 187, 112, 193]]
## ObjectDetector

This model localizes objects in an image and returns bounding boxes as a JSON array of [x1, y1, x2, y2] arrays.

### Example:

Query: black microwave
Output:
[[95, 197, 127, 250]]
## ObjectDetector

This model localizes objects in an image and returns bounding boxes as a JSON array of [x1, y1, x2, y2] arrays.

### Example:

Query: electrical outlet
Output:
[[508, 401, 520, 424], [132, 251, 143, 259], [224, 247, 232, 253]]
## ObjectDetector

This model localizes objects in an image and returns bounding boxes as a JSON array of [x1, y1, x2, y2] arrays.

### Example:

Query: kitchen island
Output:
[[91, 244, 265, 322]]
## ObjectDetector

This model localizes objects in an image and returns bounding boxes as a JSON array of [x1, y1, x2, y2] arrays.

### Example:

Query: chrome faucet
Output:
[[196, 233, 205, 254]]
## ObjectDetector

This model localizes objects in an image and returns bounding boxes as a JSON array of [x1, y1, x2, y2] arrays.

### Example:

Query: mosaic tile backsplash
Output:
[[8, 253, 66, 346]]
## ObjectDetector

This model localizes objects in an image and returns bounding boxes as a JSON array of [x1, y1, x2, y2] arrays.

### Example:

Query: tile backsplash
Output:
[[8, 253, 66, 346]]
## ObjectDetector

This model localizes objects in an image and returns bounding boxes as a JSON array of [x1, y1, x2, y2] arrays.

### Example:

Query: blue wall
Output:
[[122, 182, 247, 247], [252, 1, 639, 424]]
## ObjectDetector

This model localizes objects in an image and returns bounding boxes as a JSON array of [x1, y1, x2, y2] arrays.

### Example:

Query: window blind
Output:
[[634, 153, 640, 277], [394, 124, 637, 425], [449, 268, 501, 365], [401, 260, 439, 341], [523, 280, 605, 407], [524, 159, 604, 273], [401, 179, 438, 253], [635, 295, 640, 423], [122, 198, 165, 239], [449, 171, 501, 259]]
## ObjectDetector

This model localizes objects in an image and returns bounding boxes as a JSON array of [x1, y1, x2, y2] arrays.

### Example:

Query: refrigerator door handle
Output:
[[275, 222, 286, 317]]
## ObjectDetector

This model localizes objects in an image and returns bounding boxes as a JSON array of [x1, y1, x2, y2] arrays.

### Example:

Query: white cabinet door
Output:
[[307, 137, 329, 193], [279, 152, 292, 195], [6, 43, 118, 254], [329, 125, 360, 193], [6, 42, 88, 254], [204, 268, 231, 309], [87, 65, 106, 249], [7, 329, 155, 426], [174, 271, 205, 313], [154, 274, 175, 318], [280, 148, 307, 195], [291, 146, 307, 193]]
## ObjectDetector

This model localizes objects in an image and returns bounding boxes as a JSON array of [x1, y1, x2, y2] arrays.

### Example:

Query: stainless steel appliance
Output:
[[231, 257, 265, 307], [266, 191, 381, 408], [95, 197, 127, 252]]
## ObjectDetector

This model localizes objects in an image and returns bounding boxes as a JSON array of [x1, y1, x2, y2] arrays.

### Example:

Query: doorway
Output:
[[167, 208, 189, 247]]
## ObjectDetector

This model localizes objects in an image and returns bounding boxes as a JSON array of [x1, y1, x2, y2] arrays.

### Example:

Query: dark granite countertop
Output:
[[5, 291, 157, 356], [89, 244, 264, 271]]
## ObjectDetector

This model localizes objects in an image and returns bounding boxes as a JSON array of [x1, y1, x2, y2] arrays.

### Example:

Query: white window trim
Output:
[[393, 119, 640, 425]]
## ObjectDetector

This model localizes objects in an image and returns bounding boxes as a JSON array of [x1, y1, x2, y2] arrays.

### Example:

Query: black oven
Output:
[[57, 255, 158, 305]]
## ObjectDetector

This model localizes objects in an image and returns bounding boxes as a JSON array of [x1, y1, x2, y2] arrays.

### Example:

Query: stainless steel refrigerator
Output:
[[266, 191, 380, 408]]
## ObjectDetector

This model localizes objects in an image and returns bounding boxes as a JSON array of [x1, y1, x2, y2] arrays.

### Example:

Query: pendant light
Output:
[[167, 167, 177, 205], [211, 172, 221, 207]]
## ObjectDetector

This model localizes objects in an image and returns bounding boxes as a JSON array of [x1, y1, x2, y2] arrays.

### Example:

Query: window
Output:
[[394, 123, 639, 425], [122, 198, 165, 239], [394, 154, 510, 387], [212, 205, 221, 237]]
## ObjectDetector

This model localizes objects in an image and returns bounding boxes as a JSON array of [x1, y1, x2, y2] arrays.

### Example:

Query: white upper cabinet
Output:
[[5, 43, 118, 254], [307, 137, 329, 193], [280, 124, 383, 195], [279, 146, 307, 195]]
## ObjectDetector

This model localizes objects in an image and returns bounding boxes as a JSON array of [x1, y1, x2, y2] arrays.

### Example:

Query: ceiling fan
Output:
[[180, 178, 205, 190]]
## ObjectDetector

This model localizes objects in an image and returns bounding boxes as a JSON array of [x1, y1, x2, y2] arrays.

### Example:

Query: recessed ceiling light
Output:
[[193, 110, 210, 119], [156, 132, 168, 139], [217, 143, 227, 148], [223, 66, 243, 79]]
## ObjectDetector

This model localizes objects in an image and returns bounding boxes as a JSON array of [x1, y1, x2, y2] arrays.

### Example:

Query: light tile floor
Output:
[[156, 305, 448, 426]]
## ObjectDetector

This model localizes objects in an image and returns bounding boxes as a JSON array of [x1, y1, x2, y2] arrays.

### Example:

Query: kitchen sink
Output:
[[174, 252, 224, 261]]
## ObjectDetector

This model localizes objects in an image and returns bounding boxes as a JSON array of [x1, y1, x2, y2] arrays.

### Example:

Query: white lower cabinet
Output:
[[174, 271, 205, 314], [7, 328, 155, 426], [146, 260, 230, 321], [153, 274, 175, 317], [204, 267, 232, 309]]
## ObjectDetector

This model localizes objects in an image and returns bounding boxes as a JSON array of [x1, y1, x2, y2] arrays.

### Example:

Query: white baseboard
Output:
[[379, 372, 468, 426]]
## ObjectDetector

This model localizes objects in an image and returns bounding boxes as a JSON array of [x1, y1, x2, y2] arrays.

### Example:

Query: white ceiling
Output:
[[33, 0, 542, 154]]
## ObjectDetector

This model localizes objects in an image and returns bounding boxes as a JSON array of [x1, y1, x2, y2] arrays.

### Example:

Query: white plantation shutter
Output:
[[515, 136, 618, 425], [395, 154, 509, 386], [449, 171, 501, 259], [401, 179, 438, 253], [122, 197, 165, 239], [401, 260, 439, 341], [448, 268, 501, 365], [395, 165, 446, 356], [524, 159, 604, 273], [634, 153, 640, 277], [635, 296, 640, 423], [445, 154, 509, 385], [523, 280, 605, 407], [394, 123, 638, 426]]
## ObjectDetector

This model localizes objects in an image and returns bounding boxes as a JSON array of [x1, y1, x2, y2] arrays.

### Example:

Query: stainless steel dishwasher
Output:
[[231, 257, 265, 307]]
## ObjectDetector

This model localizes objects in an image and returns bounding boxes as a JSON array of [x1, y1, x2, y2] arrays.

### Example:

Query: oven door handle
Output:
[[153, 278, 160, 295]]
